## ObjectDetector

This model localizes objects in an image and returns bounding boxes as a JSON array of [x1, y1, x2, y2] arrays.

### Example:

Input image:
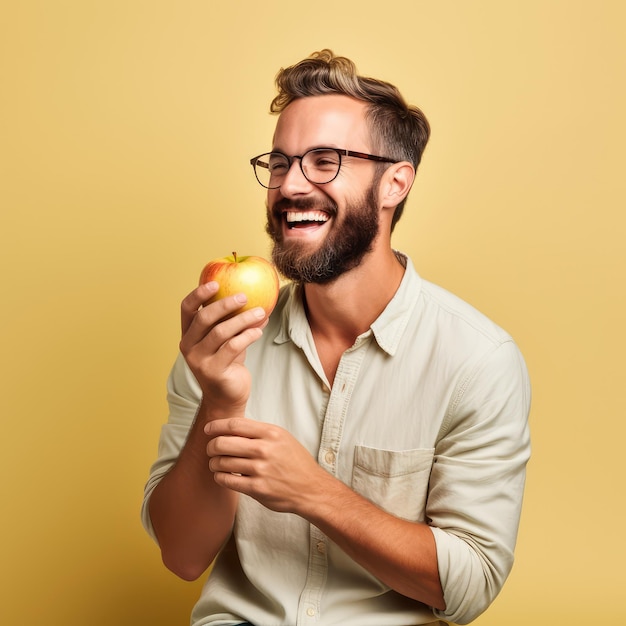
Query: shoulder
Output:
[[395, 254, 513, 349], [418, 278, 512, 347], [403, 268, 529, 390]]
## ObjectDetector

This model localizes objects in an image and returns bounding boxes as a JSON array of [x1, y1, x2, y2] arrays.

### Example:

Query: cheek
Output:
[[267, 189, 282, 211]]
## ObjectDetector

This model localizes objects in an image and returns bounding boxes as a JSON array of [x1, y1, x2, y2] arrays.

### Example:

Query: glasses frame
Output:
[[250, 147, 399, 189]]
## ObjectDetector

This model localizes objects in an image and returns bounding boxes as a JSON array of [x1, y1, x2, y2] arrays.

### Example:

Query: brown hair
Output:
[[271, 50, 430, 228]]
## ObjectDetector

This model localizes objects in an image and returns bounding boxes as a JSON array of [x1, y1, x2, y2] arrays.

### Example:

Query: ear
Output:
[[379, 161, 415, 209]]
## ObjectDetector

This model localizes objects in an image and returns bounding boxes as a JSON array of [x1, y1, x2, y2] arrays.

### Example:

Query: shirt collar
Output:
[[273, 253, 422, 357], [370, 253, 422, 355], [273, 283, 309, 349]]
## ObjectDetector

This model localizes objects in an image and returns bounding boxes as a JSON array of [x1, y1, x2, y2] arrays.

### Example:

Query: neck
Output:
[[303, 247, 405, 345]]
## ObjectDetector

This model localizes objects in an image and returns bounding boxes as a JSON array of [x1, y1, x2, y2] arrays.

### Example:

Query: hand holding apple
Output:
[[199, 252, 280, 318]]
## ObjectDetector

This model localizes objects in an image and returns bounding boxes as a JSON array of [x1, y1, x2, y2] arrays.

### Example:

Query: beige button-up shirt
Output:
[[142, 255, 531, 625]]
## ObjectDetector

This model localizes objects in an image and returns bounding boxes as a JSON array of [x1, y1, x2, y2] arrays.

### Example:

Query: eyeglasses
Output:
[[250, 147, 398, 189]]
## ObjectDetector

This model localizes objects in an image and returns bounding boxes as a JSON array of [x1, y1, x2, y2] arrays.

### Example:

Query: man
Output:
[[142, 50, 531, 626]]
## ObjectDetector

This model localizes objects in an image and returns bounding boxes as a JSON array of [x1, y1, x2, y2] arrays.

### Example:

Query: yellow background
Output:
[[1, 1, 624, 624]]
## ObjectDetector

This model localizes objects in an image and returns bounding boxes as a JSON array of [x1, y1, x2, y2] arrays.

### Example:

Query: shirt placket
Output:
[[296, 334, 370, 624]]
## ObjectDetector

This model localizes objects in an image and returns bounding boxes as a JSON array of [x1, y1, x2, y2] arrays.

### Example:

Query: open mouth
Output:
[[284, 210, 330, 230]]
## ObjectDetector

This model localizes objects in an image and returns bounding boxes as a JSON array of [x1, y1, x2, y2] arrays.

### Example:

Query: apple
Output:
[[199, 252, 280, 317]]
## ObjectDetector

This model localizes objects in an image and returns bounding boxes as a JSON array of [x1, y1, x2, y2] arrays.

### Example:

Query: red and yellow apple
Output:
[[199, 252, 280, 317]]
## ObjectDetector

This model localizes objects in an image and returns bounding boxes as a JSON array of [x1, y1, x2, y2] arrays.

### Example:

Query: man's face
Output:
[[265, 95, 382, 284]]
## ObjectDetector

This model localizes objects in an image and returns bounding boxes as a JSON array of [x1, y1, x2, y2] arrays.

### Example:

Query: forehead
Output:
[[272, 94, 371, 152]]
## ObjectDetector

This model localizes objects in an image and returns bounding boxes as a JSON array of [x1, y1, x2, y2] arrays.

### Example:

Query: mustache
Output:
[[270, 196, 338, 219]]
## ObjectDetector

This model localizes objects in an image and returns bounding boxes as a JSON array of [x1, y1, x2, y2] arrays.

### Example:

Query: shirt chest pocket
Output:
[[351, 446, 435, 523]]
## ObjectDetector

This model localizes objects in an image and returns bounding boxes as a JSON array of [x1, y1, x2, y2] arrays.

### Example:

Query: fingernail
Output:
[[234, 293, 247, 304], [252, 307, 265, 318]]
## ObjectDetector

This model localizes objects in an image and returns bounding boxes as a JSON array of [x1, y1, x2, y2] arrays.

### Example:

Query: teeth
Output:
[[285, 211, 329, 223]]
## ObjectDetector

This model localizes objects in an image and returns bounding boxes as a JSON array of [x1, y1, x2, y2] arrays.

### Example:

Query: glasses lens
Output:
[[302, 149, 341, 184], [252, 149, 342, 188], [253, 153, 289, 189]]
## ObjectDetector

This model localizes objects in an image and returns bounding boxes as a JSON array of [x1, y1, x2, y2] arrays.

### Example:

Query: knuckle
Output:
[[181, 290, 200, 314], [181, 284, 219, 318], [212, 436, 228, 454], [264, 426, 280, 443], [210, 322, 229, 344], [204, 421, 217, 439], [225, 417, 242, 431]]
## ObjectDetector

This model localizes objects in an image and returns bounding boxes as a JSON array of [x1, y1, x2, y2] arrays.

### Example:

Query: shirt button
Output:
[[316, 540, 326, 554], [324, 450, 335, 465], [307, 607, 316, 617]]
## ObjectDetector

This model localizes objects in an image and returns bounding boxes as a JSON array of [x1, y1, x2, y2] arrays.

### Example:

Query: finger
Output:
[[213, 470, 250, 494], [183, 307, 266, 359], [182, 285, 248, 337], [208, 454, 255, 476], [211, 326, 264, 367], [206, 430, 259, 459], [180, 281, 220, 335], [198, 304, 265, 344], [181, 296, 265, 354], [205, 417, 268, 440]]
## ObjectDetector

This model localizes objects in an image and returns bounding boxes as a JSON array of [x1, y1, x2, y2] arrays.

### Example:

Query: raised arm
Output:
[[146, 281, 267, 580]]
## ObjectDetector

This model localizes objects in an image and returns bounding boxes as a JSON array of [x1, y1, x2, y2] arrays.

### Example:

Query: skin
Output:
[[148, 94, 446, 611]]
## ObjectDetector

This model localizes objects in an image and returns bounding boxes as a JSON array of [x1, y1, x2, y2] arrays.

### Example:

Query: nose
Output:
[[278, 157, 314, 197]]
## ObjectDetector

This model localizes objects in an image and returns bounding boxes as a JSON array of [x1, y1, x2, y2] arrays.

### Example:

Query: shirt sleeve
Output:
[[428, 339, 531, 624], [140, 352, 202, 542]]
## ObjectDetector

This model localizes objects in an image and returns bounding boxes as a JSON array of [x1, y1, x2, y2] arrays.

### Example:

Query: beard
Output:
[[265, 182, 381, 284]]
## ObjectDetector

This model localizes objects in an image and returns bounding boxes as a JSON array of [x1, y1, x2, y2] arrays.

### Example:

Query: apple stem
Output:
[[232, 251, 237, 262]]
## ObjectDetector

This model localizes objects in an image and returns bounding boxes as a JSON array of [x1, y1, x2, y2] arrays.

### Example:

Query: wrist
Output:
[[294, 466, 345, 520], [181, 401, 246, 470], [196, 398, 247, 423]]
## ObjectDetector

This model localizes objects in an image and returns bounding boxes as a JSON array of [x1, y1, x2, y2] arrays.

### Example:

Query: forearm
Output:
[[206, 417, 446, 608], [301, 471, 445, 610], [148, 402, 240, 581]]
